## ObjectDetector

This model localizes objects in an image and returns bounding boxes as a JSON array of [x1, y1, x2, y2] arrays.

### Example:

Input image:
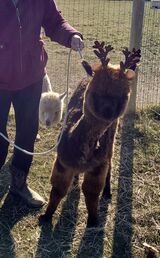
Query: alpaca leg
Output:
[[102, 161, 112, 199], [41, 159, 74, 221], [82, 164, 107, 227]]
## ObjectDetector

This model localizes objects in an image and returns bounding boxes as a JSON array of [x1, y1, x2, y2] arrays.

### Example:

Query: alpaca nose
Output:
[[46, 119, 51, 127]]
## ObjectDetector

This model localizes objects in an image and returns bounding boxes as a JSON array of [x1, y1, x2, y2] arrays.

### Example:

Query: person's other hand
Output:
[[71, 34, 84, 51]]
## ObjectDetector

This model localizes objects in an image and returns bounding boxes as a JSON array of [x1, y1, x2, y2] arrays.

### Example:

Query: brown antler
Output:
[[120, 48, 141, 71], [93, 41, 114, 66]]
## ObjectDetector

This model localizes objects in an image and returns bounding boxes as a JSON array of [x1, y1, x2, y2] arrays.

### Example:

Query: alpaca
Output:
[[41, 41, 141, 227], [39, 91, 66, 128], [42, 74, 52, 92], [39, 74, 66, 128]]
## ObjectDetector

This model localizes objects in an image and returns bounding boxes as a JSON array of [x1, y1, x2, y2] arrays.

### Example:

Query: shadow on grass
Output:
[[35, 184, 80, 258], [0, 192, 39, 258], [0, 161, 11, 203], [0, 161, 40, 258], [76, 197, 110, 258], [111, 114, 135, 258]]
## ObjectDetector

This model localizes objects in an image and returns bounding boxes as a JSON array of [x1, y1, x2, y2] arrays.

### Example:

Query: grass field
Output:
[[0, 1, 160, 258], [45, 0, 160, 108], [0, 106, 159, 258]]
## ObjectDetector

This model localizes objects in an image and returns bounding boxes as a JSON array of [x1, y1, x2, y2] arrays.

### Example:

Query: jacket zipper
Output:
[[12, 1, 23, 73]]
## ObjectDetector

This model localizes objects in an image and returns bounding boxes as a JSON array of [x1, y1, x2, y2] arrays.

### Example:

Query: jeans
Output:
[[0, 80, 43, 173]]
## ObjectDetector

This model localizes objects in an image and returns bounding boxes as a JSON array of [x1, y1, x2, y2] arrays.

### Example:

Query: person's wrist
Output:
[[71, 34, 84, 51]]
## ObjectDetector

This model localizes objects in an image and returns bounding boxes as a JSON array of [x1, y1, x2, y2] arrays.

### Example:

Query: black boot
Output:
[[9, 165, 45, 208]]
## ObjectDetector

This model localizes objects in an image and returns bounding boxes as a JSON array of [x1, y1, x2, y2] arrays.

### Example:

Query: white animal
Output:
[[39, 91, 66, 127], [39, 74, 66, 128], [42, 74, 52, 92]]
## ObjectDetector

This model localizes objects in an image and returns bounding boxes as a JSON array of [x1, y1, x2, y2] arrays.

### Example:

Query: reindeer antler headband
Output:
[[120, 48, 141, 71], [93, 41, 141, 71], [93, 41, 114, 67]]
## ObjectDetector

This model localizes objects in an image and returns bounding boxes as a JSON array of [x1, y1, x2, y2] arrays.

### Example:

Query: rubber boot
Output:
[[9, 165, 45, 208]]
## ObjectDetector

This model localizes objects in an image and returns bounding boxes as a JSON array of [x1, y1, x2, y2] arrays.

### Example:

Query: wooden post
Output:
[[127, 0, 145, 113]]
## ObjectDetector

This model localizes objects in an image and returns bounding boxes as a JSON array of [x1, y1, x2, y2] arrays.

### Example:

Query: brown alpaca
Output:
[[41, 41, 141, 227]]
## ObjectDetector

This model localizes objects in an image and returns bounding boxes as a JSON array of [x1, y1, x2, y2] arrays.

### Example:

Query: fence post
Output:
[[127, 0, 145, 113]]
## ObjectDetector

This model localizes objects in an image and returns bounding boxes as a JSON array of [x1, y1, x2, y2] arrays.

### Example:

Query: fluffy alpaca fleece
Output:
[[39, 91, 66, 127], [39, 74, 66, 128], [40, 42, 141, 227], [42, 74, 52, 92]]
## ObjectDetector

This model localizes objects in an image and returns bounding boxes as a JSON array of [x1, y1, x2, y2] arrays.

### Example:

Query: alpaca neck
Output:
[[68, 113, 111, 163], [71, 112, 110, 143]]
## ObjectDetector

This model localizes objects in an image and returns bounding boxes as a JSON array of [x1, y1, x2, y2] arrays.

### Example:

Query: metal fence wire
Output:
[[44, 0, 160, 110]]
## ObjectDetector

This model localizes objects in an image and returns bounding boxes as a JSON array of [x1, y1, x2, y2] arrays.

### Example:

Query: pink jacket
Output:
[[0, 0, 80, 90]]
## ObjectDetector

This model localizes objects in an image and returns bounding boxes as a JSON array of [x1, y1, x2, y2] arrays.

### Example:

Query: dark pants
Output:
[[0, 80, 43, 173]]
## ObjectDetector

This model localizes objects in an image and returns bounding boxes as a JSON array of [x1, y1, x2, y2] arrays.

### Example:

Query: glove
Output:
[[71, 34, 84, 51]]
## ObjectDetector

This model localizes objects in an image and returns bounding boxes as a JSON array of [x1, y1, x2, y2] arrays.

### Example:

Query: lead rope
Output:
[[0, 48, 73, 156]]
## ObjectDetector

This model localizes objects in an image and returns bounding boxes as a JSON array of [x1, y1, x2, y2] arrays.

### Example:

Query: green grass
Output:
[[0, 106, 159, 258]]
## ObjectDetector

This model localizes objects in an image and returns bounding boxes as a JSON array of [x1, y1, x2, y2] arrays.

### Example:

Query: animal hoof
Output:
[[87, 217, 99, 228], [36, 134, 41, 141]]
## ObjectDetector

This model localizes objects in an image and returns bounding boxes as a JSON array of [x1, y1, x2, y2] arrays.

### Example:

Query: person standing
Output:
[[0, 0, 84, 208]]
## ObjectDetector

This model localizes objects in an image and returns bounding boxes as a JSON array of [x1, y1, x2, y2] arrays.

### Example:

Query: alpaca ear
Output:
[[91, 63, 101, 73], [59, 91, 67, 100], [125, 69, 135, 80], [81, 60, 93, 76]]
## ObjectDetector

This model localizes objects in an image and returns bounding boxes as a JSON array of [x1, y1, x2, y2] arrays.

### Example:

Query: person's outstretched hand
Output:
[[71, 34, 84, 51]]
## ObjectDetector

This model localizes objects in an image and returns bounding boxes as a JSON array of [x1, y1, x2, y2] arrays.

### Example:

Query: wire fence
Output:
[[45, 0, 160, 110], [138, 2, 160, 109]]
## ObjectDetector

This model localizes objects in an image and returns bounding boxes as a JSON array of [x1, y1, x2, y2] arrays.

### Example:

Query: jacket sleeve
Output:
[[42, 0, 82, 48]]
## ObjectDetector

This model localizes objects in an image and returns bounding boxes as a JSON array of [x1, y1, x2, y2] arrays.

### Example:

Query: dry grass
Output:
[[0, 1, 160, 257], [0, 106, 159, 258], [45, 0, 160, 108]]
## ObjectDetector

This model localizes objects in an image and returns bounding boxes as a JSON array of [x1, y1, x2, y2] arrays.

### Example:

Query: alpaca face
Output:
[[85, 64, 134, 122], [91, 93, 129, 121], [39, 92, 66, 128]]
